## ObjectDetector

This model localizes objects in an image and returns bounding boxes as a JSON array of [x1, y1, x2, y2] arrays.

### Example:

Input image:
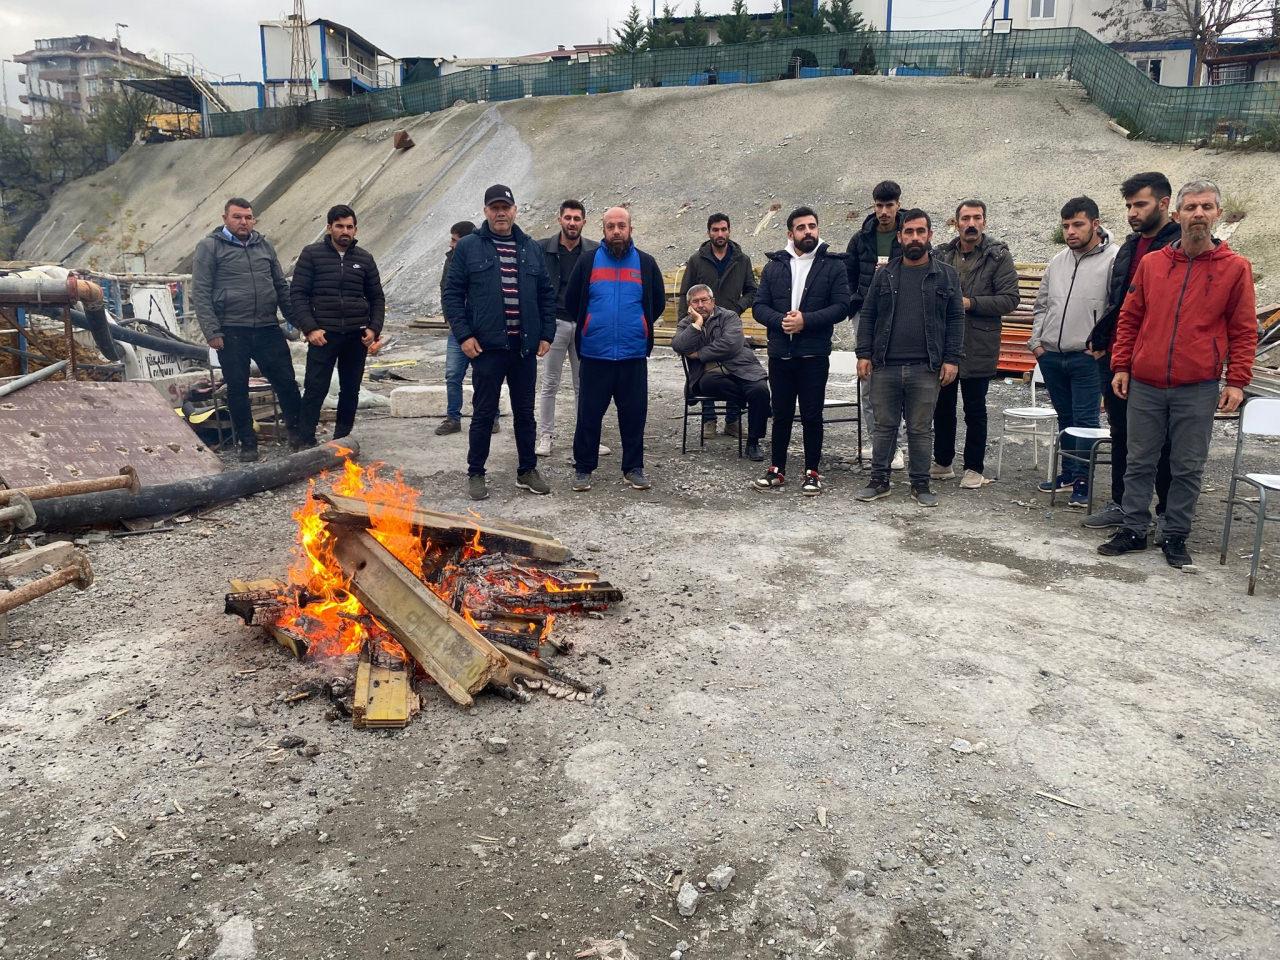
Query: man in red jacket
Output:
[[1099, 179, 1257, 567]]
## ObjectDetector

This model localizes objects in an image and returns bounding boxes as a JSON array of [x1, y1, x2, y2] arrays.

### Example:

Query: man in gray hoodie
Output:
[[192, 197, 302, 461], [1028, 196, 1118, 507]]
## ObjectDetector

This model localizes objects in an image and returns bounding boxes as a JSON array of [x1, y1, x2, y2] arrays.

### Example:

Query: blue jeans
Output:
[[444, 333, 470, 422], [1037, 349, 1101, 481]]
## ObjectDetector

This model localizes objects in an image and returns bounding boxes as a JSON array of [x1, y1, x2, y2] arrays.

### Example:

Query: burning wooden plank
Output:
[[317, 492, 570, 562], [352, 641, 419, 729], [226, 578, 309, 658]]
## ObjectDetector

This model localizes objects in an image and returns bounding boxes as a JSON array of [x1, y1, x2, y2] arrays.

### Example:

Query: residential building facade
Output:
[[14, 35, 167, 123], [259, 17, 398, 107]]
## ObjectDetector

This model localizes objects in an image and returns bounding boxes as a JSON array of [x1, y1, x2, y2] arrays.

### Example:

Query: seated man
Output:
[[670, 284, 769, 461]]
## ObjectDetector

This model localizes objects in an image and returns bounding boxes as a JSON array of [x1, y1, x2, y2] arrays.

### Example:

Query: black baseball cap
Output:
[[484, 184, 516, 207]]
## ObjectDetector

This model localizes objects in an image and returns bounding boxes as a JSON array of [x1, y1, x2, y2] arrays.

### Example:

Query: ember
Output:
[[224, 456, 617, 722]]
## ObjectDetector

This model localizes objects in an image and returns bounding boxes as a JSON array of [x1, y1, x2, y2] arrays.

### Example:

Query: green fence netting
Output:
[[207, 28, 1280, 144]]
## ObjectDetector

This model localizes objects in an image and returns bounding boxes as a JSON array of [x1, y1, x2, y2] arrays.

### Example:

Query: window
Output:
[[1210, 62, 1250, 85], [1136, 57, 1162, 83], [1029, 0, 1056, 18], [1142, 0, 1168, 10]]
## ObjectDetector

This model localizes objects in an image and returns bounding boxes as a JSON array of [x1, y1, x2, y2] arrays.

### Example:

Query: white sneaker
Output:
[[891, 449, 905, 471], [960, 469, 986, 489], [930, 462, 955, 481], [599, 442, 613, 456], [534, 435, 552, 457]]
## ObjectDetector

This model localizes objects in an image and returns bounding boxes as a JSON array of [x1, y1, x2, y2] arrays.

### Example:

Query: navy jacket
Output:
[[290, 236, 385, 336], [565, 242, 666, 360], [1089, 219, 1181, 353], [856, 253, 965, 371], [752, 243, 851, 359], [442, 223, 556, 355], [844, 210, 905, 316]]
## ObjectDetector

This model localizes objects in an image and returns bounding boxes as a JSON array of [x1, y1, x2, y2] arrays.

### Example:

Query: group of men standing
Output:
[[192, 171, 1256, 570], [192, 199, 385, 462]]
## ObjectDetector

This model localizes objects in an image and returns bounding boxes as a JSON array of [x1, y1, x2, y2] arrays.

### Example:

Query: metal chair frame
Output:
[[995, 363, 1057, 480], [1219, 397, 1280, 595]]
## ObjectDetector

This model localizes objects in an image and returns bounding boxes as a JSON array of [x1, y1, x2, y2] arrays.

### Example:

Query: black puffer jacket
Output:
[[844, 210, 904, 316], [290, 236, 386, 336], [1089, 220, 1181, 353], [753, 243, 851, 359]]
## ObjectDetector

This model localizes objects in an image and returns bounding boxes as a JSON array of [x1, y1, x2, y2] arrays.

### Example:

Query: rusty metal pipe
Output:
[[0, 467, 140, 506], [0, 494, 37, 529], [0, 554, 94, 615]]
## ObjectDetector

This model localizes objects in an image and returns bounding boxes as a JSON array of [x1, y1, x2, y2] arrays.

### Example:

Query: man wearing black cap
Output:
[[442, 184, 557, 501]]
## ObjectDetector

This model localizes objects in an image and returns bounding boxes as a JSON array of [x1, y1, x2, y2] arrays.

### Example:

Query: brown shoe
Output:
[[723, 420, 741, 438]]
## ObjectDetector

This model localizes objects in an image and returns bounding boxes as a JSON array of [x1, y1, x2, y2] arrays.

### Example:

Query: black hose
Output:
[[31, 438, 360, 530], [80, 303, 124, 361], [69, 307, 209, 362]]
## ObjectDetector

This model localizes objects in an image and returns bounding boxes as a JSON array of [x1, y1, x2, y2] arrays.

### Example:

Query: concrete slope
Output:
[[20, 75, 1279, 316]]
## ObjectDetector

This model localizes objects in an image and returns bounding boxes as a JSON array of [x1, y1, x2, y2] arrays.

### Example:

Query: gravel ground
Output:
[[19, 76, 1280, 313], [1, 326, 1277, 960]]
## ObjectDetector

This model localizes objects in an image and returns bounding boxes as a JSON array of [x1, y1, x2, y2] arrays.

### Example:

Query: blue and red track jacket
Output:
[[565, 241, 666, 361]]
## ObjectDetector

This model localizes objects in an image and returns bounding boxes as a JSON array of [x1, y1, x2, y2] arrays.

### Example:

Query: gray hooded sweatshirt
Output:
[[1028, 229, 1119, 354]]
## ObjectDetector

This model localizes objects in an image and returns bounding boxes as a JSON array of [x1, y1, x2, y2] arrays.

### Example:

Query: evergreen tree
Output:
[[647, 2, 681, 50], [680, 0, 711, 46], [613, 2, 649, 54], [790, 0, 827, 36], [824, 0, 867, 34], [718, 0, 757, 45]]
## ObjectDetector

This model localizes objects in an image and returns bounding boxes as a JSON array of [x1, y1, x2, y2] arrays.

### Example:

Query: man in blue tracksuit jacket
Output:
[[564, 206, 666, 491]]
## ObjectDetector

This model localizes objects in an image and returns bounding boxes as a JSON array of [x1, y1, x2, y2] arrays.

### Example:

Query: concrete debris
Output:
[[705, 864, 735, 891], [675, 881, 700, 917]]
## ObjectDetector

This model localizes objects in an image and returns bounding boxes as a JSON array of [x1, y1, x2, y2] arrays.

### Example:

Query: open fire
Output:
[[225, 455, 619, 724]]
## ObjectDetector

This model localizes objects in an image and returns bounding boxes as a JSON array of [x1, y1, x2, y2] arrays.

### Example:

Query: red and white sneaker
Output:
[[801, 470, 823, 496], [753, 466, 785, 490]]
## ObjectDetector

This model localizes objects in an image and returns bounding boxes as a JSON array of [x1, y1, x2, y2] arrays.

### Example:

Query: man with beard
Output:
[[192, 197, 303, 461], [291, 204, 385, 447], [846, 180, 906, 469], [855, 210, 964, 507], [534, 200, 606, 457], [752, 206, 851, 496], [443, 184, 556, 501], [1028, 196, 1118, 508], [678, 213, 759, 440], [564, 206, 666, 492], [1100, 179, 1255, 568], [1082, 172, 1180, 532], [931, 199, 1020, 488]]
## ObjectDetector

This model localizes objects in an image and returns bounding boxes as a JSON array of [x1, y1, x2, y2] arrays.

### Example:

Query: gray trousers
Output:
[[1120, 379, 1219, 538], [869, 363, 941, 487], [536, 319, 579, 440]]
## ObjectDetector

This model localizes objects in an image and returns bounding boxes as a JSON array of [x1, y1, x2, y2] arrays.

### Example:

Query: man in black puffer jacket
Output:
[[751, 206, 851, 496], [291, 204, 385, 446]]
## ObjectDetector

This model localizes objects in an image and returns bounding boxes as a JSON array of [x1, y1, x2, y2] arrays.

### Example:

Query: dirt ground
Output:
[[1, 326, 1277, 960]]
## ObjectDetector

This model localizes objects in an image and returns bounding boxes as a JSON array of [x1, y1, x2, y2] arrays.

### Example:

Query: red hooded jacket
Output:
[[1111, 240, 1256, 389]]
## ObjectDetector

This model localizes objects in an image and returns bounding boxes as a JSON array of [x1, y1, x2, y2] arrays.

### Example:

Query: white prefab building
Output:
[[999, 0, 1199, 85], [258, 17, 397, 107]]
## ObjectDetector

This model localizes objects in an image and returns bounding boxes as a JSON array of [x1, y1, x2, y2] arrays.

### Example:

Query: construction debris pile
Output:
[[224, 459, 620, 726]]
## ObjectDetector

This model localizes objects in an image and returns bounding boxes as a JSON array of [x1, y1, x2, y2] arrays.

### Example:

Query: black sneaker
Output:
[[516, 469, 550, 495], [855, 482, 890, 501], [1038, 473, 1073, 494], [467, 474, 488, 501], [753, 466, 785, 490], [289, 435, 317, 452], [745, 440, 765, 462], [491, 418, 500, 435], [238, 445, 261, 463], [801, 470, 822, 496], [435, 418, 461, 436], [911, 485, 939, 508], [1162, 534, 1192, 568], [1098, 529, 1148, 556], [572, 471, 593, 492], [623, 469, 652, 490]]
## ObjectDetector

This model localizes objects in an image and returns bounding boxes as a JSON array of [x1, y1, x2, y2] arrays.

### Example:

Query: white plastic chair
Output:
[[1219, 397, 1280, 595], [995, 364, 1058, 480]]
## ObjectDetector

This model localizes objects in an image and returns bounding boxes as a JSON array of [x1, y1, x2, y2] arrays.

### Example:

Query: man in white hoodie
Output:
[[1028, 196, 1119, 507]]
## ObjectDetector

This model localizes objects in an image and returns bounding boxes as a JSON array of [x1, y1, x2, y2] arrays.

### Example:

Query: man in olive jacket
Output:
[[678, 213, 759, 438], [191, 197, 302, 462], [931, 200, 1020, 488], [290, 204, 385, 447]]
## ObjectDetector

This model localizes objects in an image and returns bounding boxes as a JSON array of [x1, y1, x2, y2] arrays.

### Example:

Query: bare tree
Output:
[[1093, 0, 1275, 85]]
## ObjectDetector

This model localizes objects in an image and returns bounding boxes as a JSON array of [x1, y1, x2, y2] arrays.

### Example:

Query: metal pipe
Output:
[[31, 438, 360, 530], [0, 274, 81, 305], [0, 359, 68, 398], [0, 467, 140, 506], [0, 555, 94, 615]]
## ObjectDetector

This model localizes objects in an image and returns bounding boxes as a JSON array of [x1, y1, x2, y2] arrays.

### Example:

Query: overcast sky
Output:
[[1, 0, 991, 105]]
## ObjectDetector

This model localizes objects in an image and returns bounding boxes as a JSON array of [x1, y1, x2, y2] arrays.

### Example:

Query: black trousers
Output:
[[768, 356, 829, 473], [216, 326, 301, 447], [469, 348, 537, 476], [1099, 355, 1170, 510], [700, 398, 741, 423], [698, 372, 770, 442], [933, 375, 991, 473], [574, 357, 647, 475], [299, 330, 368, 442]]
